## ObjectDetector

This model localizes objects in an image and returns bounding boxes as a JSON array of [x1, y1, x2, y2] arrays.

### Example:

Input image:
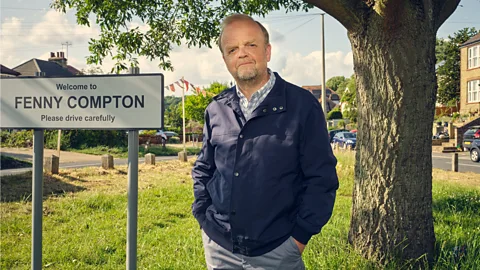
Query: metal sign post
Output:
[[127, 130, 139, 270], [127, 67, 140, 270], [32, 129, 44, 270]]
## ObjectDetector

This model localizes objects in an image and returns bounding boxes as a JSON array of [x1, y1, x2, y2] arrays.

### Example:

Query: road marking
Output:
[[461, 163, 480, 167], [432, 155, 471, 161]]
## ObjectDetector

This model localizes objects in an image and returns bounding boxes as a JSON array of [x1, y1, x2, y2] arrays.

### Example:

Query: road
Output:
[[0, 150, 187, 177], [432, 152, 480, 174], [1, 149, 479, 176]]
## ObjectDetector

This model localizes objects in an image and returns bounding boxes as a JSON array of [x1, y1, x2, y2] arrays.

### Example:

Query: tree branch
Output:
[[304, 0, 367, 31], [433, 0, 460, 31]]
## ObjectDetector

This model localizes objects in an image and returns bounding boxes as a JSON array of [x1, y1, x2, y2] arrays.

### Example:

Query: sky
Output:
[[1, 0, 480, 97]]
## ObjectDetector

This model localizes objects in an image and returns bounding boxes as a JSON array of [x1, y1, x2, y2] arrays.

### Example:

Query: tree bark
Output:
[[346, 4, 437, 264]]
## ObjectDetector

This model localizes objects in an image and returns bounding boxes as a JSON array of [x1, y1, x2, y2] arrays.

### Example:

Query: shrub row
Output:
[[1, 130, 127, 150]]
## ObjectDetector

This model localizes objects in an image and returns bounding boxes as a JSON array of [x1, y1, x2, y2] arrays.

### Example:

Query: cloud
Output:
[[273, 50, 354, 86], [0, 10, 100, 68], [1, 12, 353, 98]]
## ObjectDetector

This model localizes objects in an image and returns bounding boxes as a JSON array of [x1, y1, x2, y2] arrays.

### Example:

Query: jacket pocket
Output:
[[205, 170, 230, 214]]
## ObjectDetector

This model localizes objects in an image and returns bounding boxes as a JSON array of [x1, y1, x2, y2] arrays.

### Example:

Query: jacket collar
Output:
[[214, 72, 287, 118]]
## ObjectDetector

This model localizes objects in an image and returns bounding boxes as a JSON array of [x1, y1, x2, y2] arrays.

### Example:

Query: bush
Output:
[[168, 136, 181, 144], [68, 130, 128, 149], [327, 109, 343, 120], [141, 130, 157, 136], [44, 130, 72, 150], [0, 130, 33, 147], [0, 129, 128, 150]]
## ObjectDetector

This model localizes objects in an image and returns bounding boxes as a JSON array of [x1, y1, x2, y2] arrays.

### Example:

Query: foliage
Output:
[[326, 76, 347, 94], [337, 80, 350, 97], [0, 130, 128, 150], [165, 103, 183, 130], [168, 137, 181, 144], [141, 130, 157, 136], [164, 96, 181, 110], [44, 130, 72, 150], [80, 65, 104, 75], [51, 0, 311, 72], [436, 28, 479, 105], [184, 82, 228, 124], [1, 154, 478, 269], [341, 75, 358, 123], [0, 130, 33, 148], [327, 108, 343, 120], [68, 130, 128, 149]]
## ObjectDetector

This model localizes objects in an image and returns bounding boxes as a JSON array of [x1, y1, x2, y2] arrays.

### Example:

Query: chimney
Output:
[[48, 51, 67, 68]]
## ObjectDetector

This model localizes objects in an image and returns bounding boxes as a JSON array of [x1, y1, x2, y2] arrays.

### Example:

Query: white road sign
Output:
[[0, 74, 164, 129]]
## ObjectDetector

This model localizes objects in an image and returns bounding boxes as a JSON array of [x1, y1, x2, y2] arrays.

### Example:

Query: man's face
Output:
[[220, 20, 271, 83]]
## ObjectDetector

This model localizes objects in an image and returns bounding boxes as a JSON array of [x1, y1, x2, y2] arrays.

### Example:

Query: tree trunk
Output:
[[347, 10, 436, 265]]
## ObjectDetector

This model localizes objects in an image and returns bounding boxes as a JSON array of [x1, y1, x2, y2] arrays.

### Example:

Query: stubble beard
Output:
[[236, 67, 258, 82]]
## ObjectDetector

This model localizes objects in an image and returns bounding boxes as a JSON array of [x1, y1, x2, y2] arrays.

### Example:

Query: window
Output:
[[468, 80, 480, 103], [468, 45, 480, 69]]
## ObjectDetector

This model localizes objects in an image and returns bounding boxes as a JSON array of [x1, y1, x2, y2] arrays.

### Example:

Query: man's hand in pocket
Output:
[[293, 238, 306, 254]]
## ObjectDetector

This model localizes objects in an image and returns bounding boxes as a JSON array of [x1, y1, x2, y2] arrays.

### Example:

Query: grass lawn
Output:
[[69, 144, 201, 158], [1, 152, 479, 269]]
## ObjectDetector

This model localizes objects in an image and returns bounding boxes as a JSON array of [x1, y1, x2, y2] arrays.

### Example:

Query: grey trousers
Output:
[[201, 230, 305, 270]]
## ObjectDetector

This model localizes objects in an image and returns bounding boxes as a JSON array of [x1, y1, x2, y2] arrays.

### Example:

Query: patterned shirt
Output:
[[236, 69, 276, 121]]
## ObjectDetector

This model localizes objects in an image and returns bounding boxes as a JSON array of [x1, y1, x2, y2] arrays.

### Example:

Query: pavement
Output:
[[1, 147, 101, 164], [0, 147, 190, 177]]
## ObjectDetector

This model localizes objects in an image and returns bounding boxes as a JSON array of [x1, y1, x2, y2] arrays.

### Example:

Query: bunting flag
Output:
[[165, 78, 197, 93], [175, 80, 183, 89]]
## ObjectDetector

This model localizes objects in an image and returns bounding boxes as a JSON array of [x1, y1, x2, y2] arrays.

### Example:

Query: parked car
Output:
[[328, 129, 349, 143], [470, 139, 480, 162], [462, 125, 480, 151], [332, 132, 357, 149], [156, 130, 178, 138]]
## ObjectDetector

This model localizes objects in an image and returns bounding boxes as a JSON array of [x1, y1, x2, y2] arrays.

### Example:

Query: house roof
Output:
[[301, 85, 340, 100], [460, 32, 480, 48], [67, 65, 82, 75], [13, 59, 75, 77], [0, 64, 21, 76]]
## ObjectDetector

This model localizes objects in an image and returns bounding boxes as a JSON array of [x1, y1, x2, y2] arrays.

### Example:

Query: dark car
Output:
[[328, 129, 349, 143], [462, 126, 480, 151], [332, 132, 357, 149], [470, 139, 480, 162]]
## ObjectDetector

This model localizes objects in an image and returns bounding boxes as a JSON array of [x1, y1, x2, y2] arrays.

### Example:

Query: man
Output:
[[192, 14, 339, 270]]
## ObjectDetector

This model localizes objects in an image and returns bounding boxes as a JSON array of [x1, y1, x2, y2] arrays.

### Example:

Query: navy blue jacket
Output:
[[192, 73, 338, 256]]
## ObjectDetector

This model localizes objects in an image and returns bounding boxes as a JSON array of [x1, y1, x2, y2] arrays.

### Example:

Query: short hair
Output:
[[218, 14, 270, 53]]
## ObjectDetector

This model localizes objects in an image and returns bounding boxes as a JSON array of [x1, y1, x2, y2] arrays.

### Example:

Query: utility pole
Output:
[[320, 13, 327, 118], [61, 41, 72, 59], [57, 41, 72, 158]]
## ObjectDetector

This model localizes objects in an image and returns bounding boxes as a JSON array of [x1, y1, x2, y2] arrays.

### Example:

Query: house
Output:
[[301, 85, 339, 113], [453, 33, 480, 147], [459, 33, 480, 116], [0, 64, 21, 77], [12, 52, 82, 77]]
